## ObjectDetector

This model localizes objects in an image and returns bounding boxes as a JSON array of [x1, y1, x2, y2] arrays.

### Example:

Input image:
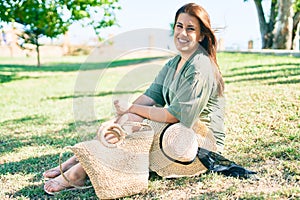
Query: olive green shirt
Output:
[[144, 48, 225, 150]]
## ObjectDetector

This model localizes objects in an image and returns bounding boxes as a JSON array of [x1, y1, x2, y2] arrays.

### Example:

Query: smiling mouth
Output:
[[178, 38, 189, 43]]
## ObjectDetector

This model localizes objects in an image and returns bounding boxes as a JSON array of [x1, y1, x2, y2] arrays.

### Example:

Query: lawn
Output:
[[0, 52, 299, 199]]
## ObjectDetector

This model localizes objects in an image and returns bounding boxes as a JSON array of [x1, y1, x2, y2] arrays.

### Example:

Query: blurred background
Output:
[[0, 0, 299, 60]]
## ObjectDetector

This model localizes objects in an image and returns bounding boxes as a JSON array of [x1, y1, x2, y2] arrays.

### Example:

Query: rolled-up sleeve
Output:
[[144, 63, 169, 106]]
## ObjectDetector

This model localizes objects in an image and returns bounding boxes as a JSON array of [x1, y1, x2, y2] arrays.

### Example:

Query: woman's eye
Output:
[[187, 27, 195, 31], [176, 24, 183, 29]]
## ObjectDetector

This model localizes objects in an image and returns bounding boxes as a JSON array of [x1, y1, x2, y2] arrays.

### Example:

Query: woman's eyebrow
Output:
[[187, 24, 195, 27], [176, 22, 196, 28]]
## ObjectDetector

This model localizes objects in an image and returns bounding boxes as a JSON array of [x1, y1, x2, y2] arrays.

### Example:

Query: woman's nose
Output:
[[179, 28, 188, 36]]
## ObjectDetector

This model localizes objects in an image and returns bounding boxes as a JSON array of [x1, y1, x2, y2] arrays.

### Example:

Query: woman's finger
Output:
[[105, 133, 119, 144]]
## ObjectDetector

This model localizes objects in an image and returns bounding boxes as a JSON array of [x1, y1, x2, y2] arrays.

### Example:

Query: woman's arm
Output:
[[114, 94, 156, 116], [129, 104, 179, 123], [132, 94, 156, 106], [114, 94, 179, 123]]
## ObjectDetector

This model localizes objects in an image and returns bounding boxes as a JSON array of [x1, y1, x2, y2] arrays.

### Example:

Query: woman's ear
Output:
[[199, 35, 205, 42]]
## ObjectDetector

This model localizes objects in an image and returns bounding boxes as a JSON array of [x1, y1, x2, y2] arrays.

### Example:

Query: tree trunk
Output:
[[272, 0, 294, 49], [36, 44, 40, 67], [36, 35, 40, 67], [253, 0, 268, 48], [62, 31, 70, 55], [292, 11, 300, 50]]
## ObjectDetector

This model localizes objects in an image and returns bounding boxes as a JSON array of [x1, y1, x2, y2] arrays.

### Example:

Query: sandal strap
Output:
[[59, 146, 92, 190]]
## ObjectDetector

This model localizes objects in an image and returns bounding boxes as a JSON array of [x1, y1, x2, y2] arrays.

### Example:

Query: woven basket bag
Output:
[[61, 122, 154, 199]]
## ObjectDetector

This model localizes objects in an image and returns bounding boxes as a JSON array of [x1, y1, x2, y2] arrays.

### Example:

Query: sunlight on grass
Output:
[[0, 53, 299, 199]]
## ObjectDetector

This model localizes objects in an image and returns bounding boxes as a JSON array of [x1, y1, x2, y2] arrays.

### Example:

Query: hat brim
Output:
[[145, 119, 217, 178]]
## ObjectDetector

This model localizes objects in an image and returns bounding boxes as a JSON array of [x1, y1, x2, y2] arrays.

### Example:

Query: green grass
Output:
[[0, 52, 299, 199]]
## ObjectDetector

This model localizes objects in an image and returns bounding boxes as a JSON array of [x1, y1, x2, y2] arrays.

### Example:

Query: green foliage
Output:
[[294, 0, 300, 12], [0, 0, 120, 38], [0, 0, 120, 66]]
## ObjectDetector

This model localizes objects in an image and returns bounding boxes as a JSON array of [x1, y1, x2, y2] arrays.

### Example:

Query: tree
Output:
[[246, 0, 300, 49], [0, 0, 120, 66]]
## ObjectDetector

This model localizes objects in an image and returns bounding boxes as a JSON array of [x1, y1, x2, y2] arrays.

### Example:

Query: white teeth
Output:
[[178, 38, 188, 43]]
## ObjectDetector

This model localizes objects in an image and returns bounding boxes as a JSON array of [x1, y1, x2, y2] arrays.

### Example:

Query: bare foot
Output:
[[43, 156, 78, 179], [44, 174, 85, 195], [44, 164, 86, 194]]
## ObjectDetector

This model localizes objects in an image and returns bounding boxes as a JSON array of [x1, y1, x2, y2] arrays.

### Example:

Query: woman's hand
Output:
[[97, 119, 120, 144], [114, 113, 144, 133], [96, 119, 118, 143], [104, 132, 119, 144], [101, 114, 143, 143], [114, 100, 132, 116]]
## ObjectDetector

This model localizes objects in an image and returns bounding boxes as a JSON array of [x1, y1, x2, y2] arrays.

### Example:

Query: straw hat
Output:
[[145, 119, 217, 178]]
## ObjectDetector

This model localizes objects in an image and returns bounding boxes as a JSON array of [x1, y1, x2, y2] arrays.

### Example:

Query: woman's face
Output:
[[174, 13, 202, 58]]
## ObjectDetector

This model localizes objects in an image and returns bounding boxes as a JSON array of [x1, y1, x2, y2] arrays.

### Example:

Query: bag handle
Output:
[[98, 124, 127, 148], [98, 122, 152, 148], [58, 147, 92, 190]]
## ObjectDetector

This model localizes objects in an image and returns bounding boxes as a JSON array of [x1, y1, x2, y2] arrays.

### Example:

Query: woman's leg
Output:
[[44, 162, 87, 193], [43, 119, 118, 179], [43, 115, 143, 181], [43, 155, 78, 179]]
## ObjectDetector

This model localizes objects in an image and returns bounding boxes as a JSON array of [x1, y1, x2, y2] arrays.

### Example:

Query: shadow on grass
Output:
[[3, 153, 97, 199], [224, 62, 300, 85], [12, 184, 97, 200], [1, 116, 105, 198], [0, 115, 50, 154], [241, 139, 299, 162], [225, 73, 300, 84], [0, 73, 40, 84], [0, 115, 104, 155], [47, 90, 144, 100], [267, 78, 300, 85], [227, 130, 299, 178], [229, 62, 299, 72], [0, 153, 64, 176], [0, 56, 167, 73], [224, 66, 300, 78], [0, 115, 49, 125]]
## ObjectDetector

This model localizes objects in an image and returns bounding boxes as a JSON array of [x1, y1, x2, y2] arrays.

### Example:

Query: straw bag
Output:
[[60, 122, 154, 199]]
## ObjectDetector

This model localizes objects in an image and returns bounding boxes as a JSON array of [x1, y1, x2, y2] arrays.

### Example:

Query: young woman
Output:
[[44, 2, 225, 194]]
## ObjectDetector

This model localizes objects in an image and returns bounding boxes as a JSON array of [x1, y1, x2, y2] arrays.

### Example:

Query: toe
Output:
[[44, 175, 71, 194], [44, 180, 53, 193], [44, 179, 59, 193], [43, 169, 60, 178]]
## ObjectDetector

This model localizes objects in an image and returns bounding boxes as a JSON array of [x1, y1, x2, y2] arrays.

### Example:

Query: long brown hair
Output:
[[174, 3, 224, 96]]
